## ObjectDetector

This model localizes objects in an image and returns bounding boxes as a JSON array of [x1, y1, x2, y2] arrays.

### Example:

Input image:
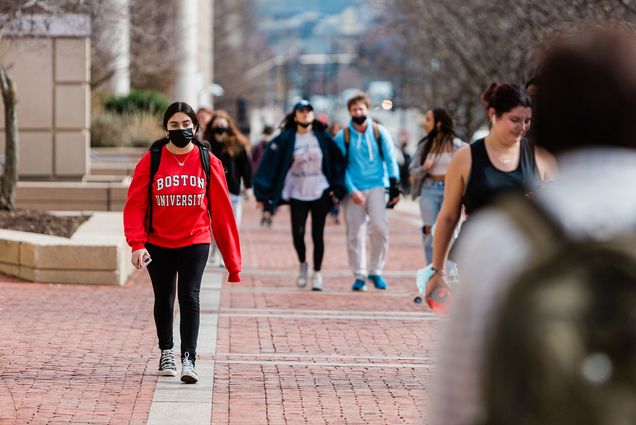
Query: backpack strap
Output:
[[372, 123, 384, 161], [343, 122, 384, 163], [147, 140, 168, 233], [196, 142, 212, 216], [494, 193, 567, 260], [344, 127, 351, 163]]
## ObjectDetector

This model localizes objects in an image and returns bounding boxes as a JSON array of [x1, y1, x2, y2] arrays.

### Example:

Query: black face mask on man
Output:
[[168, 128, 194, 148], [352, 115, 367, 125]]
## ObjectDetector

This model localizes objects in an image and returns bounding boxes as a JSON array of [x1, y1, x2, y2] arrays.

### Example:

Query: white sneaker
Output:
[[158, 349, 177, 376], [311, 272, 323, 291], [180, 352, 199, 384], [297, 262, 308, 287]]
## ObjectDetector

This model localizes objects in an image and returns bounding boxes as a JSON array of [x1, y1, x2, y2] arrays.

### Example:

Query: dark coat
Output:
[[253, 128, 346, 214]]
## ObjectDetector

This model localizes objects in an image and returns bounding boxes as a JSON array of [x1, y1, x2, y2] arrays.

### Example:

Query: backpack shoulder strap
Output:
[[196, 142, 212, 215], [372, 123, 384, 161], [147, 140, 167, 233], [494, 193, 567, 259], [344, 127, 350, 163]]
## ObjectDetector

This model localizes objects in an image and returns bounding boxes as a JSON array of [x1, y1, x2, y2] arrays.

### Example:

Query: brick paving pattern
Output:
[[1, 200, 440, 424], [0, 271, 157, 424], [212, 204, 440, 424]]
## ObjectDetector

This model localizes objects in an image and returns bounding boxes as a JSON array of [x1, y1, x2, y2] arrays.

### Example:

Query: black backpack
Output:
[[481, 194, 636, 425], [147, 139, 211, 233]]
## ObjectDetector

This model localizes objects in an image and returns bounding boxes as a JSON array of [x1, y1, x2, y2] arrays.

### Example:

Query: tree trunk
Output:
[[0, 65, 18, 211]]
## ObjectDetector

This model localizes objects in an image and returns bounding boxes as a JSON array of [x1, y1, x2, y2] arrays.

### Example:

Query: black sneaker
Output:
[[180, 352, 199, 384], [158, 349, 177, 376]]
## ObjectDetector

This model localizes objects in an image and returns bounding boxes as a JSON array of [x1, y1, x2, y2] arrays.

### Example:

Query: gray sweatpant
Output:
[[342, 186, 388, 278]]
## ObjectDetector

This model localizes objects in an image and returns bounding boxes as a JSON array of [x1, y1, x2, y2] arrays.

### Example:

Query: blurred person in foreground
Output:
[[431, 25, 636, 425]]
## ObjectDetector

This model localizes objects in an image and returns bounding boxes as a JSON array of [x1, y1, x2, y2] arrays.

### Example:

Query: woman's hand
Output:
[[425, 272, 450, 299], [352, 191, 366, 205], [132, 248, 150, 269], [422, 158, 435, 172]]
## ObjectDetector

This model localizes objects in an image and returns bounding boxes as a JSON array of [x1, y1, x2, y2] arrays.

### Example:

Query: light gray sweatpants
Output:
[[342, 186, 389, 278]]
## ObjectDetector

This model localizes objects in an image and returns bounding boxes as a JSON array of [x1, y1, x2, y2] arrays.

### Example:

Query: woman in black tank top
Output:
[[424, 82, 556, 300], [462, 137, 540, 215]]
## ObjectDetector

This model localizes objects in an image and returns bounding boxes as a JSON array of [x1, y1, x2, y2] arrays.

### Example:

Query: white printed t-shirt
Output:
[[282, 131, 329, 201]]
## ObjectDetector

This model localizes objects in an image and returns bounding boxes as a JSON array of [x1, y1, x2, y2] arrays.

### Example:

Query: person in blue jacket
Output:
[[254, 100, 346, 291], [334, 92, 401, 291]]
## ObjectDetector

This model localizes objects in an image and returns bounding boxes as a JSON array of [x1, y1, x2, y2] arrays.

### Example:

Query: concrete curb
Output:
[[0, 212, 134, 285]]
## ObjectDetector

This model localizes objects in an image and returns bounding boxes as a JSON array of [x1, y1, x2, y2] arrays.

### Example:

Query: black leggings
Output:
[[289, 191, 332, 271], [145, 243, 210, 360]]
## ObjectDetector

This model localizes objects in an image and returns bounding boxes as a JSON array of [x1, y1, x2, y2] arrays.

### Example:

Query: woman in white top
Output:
[[254, 100, 347, 290], [409, 108, 465, 264]]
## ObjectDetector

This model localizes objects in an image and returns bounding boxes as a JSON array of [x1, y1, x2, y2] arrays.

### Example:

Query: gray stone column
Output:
[[108, 0, 131, 96], [174, 0, 199, 106]]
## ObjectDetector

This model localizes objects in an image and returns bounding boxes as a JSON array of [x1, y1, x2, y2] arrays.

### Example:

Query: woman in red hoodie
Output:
[[124, 102, 241, 384]]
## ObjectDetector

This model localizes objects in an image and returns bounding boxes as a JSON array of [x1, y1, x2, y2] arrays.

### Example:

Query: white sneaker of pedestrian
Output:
[[180, 352, 199, 384], [158, 348, 177, 376], [297, 262, 309, 287], [311, 272, 323, 291]]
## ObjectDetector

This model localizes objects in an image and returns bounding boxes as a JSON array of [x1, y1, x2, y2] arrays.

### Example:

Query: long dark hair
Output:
[[420, 108, 458, 164], [203, 110, 248, 157], [279, 111, 328, 132]]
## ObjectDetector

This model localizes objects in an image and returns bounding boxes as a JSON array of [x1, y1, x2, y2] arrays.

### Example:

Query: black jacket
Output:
[[253, 128, 346, 213], [209, 141, 253, 196]]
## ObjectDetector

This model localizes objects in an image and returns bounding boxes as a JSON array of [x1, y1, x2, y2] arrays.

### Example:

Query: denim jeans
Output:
[[229, 193, 243, 229], [419, 179, 445, 264]]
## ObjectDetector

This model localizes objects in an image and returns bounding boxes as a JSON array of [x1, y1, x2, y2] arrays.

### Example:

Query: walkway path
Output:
[[0, 200, 441, 424]]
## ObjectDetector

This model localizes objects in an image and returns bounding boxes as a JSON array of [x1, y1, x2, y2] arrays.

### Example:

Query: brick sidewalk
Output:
[[0, 271, 157, 424], [0, 200, 440, 424]]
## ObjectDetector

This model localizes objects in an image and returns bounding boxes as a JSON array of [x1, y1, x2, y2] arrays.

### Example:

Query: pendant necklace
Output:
[[169, 149, 192, 166]]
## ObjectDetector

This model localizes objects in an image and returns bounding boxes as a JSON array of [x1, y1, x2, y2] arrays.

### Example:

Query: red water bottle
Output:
[[427, 286, 452, 316]]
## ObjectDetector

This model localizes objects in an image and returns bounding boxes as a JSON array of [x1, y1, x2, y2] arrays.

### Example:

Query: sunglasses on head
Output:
[[213, 127, 230, 135]]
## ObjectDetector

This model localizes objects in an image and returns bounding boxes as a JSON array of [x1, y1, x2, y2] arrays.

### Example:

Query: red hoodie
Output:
[[124, 145, 241, 282]]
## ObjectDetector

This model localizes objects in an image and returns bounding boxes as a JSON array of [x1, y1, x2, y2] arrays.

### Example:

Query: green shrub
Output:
[[104, 89, 168, 115]]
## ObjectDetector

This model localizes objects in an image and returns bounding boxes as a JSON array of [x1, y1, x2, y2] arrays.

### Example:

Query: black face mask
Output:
[[296, 121, 311, 128], [352, 115, 367, 125], [213, 127, 229, 135], [168, 128, 194, 148]]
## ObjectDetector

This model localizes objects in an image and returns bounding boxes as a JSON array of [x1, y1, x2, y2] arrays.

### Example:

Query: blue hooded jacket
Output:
[[334, 118, 400, 193]]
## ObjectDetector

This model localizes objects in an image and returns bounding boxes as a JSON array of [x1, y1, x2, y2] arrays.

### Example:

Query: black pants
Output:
[[145, 243, 210, 360], [289, 191, 332, 271]]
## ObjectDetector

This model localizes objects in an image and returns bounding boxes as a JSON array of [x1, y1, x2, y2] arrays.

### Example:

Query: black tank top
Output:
[[462, 138, 539, 215]]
